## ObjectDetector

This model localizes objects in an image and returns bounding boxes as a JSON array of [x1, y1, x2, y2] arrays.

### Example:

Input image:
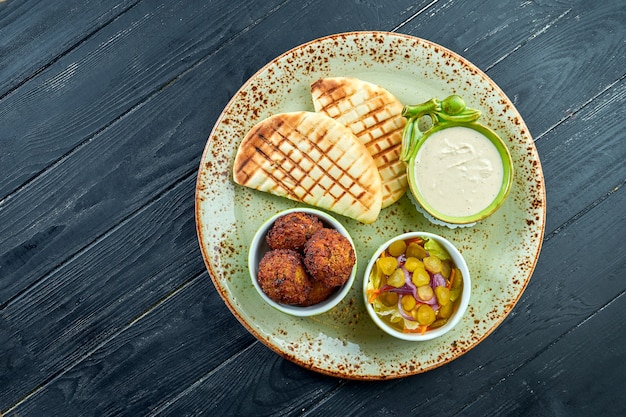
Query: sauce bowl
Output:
[[401, 96, 514, 225]]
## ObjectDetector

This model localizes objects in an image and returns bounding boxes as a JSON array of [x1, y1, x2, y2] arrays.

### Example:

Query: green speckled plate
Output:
[[195, 31, 545, 380]]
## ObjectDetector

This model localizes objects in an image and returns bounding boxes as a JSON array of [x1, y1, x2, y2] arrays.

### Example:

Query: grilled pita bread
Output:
[[233, 111, 382, 223], [311, 77, 407, 208]]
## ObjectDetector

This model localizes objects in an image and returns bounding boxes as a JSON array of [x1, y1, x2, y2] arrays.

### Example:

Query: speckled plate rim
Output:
[[195, 31, 546, 380]]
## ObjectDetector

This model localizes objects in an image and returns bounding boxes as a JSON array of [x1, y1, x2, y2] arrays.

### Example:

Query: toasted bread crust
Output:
[[233, 111, 382, 223], [311, 77, 408, 208]]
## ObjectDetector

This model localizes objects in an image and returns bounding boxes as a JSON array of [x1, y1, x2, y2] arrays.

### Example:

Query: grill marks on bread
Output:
[[233, 112, 382, 223], [311, 77, 408, 208]]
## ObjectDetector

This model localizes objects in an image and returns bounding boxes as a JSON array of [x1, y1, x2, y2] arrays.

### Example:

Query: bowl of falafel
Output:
[[249, 208, 357, 316]]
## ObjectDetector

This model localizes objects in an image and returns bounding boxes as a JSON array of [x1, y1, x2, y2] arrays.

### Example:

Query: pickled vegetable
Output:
[[430, 318, 448, 329], [451, 268, 463, 289], [387, 268, 405, 287], [404, 257, 421, 272], [406, 242, 427, 259], [379, 291, 399, 307], [415, 305, 436, 325], [438, 300, 454, 318], [449, 288, 462, 302], [435, 286, 450, 306], [411, 266, 430, 287], [387, 240, 407, 257], [417, 285, 434, 301], [449, 268, 463, 302], [440, 260, 452, 279], [366, 236, 464, 334], [423, 256, 443, 274], [377, 256, 398, 276], [401, 294, 417, 311]]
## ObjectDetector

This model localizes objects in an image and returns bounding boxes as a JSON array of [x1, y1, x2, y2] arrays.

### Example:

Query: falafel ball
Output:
[[303, 228, 356, 287], [300, 279, 337, 307], [256, 249, 312, 305], [266, 212, 324, 251]]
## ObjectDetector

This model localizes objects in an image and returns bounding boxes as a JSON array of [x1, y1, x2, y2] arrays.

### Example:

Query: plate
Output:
[[195, 31, 546, 380]]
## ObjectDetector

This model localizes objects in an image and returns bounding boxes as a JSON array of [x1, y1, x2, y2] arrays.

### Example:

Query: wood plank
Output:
[[137, 1, 626, 410], [0, 0, 430, 201], [400, 0, 575, 71], [0, 64, 214, 306], [149, 342, 342, 416], [4, 273, 257, 416], [0, 0, 288, 199], [3, 0, 622, 309], [536, 79, 626, 231], [0, 0, 138, 97], [460, 293, 626, 416], [0, 0, 437, 410], [398, 0, 626, 235], [404, 1, 626, 143], [0, 175, 208, 408], [484, 1, 626, 138]]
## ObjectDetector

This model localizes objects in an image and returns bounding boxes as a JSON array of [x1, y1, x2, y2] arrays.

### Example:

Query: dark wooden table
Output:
[[1, 1, 625, 416]]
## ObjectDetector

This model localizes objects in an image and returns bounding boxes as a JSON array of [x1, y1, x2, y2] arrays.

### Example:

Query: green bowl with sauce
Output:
[[401, 96, 514, 225]]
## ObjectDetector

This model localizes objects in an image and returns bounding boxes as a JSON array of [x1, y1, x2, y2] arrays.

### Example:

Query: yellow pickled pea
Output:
[[435, 286, 450, 306], [387, 240, 407, 257], [387, 268, 405, 287], [438, 300, 454, 318], [377, 256, 398, 276], [406, 242, 427, 260], [401, 294, 417, 311], [379, 291, 399, 307], [412, 266, 430, 287], [440, 260, 452, 279], [449, 288, 462, 302], [404, 257, 422, 272], [415, 304, 436, 325], [417, 285, 434, 301], [430, 318, 448, 329], [423, 255, 443, 274]]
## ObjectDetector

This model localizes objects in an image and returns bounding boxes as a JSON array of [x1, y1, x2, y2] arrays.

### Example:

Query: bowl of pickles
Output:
[[363, 232, 471, 341]]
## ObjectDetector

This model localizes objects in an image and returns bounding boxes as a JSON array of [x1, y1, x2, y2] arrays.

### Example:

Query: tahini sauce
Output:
[[414, 126, 504, 217]]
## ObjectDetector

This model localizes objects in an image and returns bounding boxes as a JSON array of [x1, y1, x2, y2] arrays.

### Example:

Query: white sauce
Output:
[[414, 126, 504, 217]]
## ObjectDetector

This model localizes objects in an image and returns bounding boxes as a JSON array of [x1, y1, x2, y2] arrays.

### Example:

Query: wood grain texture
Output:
[[151, 343, 343, 416], [0, 56, 214, 306], [1, 174, 206, 407], [0, 0, 288, 199], [0, 0, 431, 410], [485, 1, 626, 138], [7, 274, 256, 416], [0, 0, 139, 97], [1, 0, 624, 415], [456, 192, 626, 417], [461, 294, 626, 417], [401, 0, 575, 71], [537, 79, 626, 231]]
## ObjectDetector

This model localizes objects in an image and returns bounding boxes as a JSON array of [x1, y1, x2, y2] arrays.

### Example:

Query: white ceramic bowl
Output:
[[248, 208, 357, 317], [363, 232, 471, 341]]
